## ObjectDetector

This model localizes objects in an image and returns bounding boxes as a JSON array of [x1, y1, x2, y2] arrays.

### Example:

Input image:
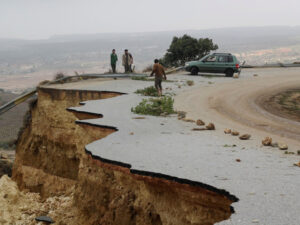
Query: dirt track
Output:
[[175, 68, 300, 150]]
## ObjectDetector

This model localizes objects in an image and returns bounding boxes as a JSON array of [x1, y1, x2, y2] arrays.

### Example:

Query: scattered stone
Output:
[[262, 137, 272, 146], [132, 117, 146, 119], [278, 143, 288, 150], [239, 134, 251, 140], [35, 216, 54, 224], [129, 132, 134, 135], [224, 128, 231, 134], [160, 112, 168, 116], [206, 123, 215, 130], [177, 111, 186, 120], [182, 118, 195, 123], [192, 128, 207, 131], [294, 161, 300, 167], [231, 131, 239, 136], [236, 159, 241, 162], [253, 74, 258, 77], [178, 85, 181, 88], [297, 150, 300, 155], [271, 142, 278, 148], [252, 219, 259, 223], [196, 119, 205, 126], [233, 74, 239, 78]]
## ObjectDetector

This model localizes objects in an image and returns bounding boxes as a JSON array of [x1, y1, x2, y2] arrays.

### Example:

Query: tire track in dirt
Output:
[[175, 69, 300, 150]]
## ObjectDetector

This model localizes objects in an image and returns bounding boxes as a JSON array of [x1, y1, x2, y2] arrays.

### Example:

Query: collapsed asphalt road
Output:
[[47, 67, 300, 225]]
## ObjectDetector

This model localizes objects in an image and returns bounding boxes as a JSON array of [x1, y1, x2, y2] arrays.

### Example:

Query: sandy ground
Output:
[[175, 68, 300, 151]]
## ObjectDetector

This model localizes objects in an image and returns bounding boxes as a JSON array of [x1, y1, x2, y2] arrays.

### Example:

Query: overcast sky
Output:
[[0, 0, 300, 40]]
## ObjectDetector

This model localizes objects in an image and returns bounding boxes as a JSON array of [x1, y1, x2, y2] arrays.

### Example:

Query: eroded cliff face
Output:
[[12, 87, 237, 225]]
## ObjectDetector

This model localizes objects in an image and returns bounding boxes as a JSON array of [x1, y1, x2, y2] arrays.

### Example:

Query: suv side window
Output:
[[227, 56, 233, 62], [218, 56, 227, 62], [206, 55, 217, 62]]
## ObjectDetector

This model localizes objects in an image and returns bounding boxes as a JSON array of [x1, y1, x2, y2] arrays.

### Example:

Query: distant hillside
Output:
[[0, 26, 300, 76]]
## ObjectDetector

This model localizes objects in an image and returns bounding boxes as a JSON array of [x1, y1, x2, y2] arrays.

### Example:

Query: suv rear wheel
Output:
[[225, 69, 234, 77], [191, 67, 199, 75]]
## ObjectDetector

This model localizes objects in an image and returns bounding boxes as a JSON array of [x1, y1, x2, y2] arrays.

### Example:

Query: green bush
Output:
[[160, 34, 218, 67], [131, 96, 175, 116], [135, 86, 158, 97]]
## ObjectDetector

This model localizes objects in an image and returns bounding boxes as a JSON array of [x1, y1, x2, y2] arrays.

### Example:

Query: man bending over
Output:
[[150, 59, 166, 97]]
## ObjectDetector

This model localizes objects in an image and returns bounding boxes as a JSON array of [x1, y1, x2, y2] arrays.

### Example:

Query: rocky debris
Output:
[[160, 112, 168, 117], [231, 131, 239, 136], [224, 129, 232, 134], [196, 119, 205, 126], [294, 161, 300, 167], [35, 216, 54, 224], [262, 137, 272, 146], [129, 132, 134, 135], [278, 143, 288, 150], [271, 142, 279, 148], [192, 128, 207, 131], [297, 150, 300, 155], [224, 144, 237, 148], [206, 123, 215, 130], [236, 159, 241, 162], [177, 111, 186, 120], [132, 116, 146, 119], [239, 134, 251, 140], [0, 175, 76, 225], [182, 118, 195, 123], [253, 74, 258, 77], [233, 74, 239, 79]]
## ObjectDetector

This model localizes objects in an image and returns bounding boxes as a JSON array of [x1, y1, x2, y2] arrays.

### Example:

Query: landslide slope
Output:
[[12, 87, 236, 225]]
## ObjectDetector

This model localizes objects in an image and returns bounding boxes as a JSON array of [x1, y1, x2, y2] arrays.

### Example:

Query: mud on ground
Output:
[[263, 89, 300, 122]]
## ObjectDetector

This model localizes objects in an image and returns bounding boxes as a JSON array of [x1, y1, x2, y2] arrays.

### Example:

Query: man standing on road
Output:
[[150, 59, 166, 97], [110, 49, 118, 73], [122, 49, 132, 73]]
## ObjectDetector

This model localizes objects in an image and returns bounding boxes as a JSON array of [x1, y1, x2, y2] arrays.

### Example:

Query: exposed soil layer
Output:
[[12, 87, 236, 225], [261, 89, 300, 122]]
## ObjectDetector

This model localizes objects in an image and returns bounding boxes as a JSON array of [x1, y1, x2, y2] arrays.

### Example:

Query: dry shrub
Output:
[[53, 72, 66, 80]]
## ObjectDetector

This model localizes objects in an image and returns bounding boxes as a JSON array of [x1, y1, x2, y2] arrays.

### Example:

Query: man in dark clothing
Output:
[[150, 59, 167, 97], [110, 49, 118, 73], [122, 49, 134, 73]]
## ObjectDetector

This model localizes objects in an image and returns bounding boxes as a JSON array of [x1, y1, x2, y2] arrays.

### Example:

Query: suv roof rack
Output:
[[212, 53, 232, 55]]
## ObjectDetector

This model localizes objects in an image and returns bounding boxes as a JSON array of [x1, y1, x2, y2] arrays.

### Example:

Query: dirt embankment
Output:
[[10, 87, 236, 225]]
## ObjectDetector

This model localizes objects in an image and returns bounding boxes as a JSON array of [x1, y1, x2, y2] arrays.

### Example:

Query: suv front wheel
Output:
[[225, 69, 234, 77], [191, 67, 199, 75]]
